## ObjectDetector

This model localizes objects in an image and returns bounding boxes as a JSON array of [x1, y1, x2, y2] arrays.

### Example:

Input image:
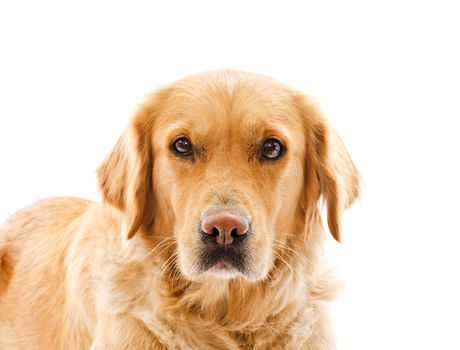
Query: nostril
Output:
[[211, 227, 219, 237], [230, 227, 239, 238]]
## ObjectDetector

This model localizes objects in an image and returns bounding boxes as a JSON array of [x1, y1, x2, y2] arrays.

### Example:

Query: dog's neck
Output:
[[161, 258, 306, 323], [135, 256, 311, 349]]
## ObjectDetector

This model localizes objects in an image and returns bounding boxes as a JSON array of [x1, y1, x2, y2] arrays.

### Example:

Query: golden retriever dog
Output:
[[0, 70, 359, 349]]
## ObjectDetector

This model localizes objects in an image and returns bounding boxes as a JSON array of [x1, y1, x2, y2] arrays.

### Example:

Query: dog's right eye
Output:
[[171, 137, 194, 157]]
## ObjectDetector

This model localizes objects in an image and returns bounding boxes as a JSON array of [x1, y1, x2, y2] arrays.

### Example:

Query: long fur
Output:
[[0, 70, 359, 349]]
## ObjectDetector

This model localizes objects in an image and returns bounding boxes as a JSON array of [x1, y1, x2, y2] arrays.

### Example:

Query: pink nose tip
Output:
[[201, 211, 249, 245]]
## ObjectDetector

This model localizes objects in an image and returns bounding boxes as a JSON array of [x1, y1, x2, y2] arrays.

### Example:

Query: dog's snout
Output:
[[201, 211, 249, 245]]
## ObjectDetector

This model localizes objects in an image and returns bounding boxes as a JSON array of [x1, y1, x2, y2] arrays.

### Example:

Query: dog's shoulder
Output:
[[0, 197, 92, 289]]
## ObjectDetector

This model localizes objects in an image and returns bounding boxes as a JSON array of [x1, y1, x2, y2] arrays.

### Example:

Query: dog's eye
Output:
[[172, 137, 194, 157], [260, 138, 284, 160]]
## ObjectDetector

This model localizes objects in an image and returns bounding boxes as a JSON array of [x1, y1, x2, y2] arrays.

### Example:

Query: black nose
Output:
[[200, 211, 249, 245]]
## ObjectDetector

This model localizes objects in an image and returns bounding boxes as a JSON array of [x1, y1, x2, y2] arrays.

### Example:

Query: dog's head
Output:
[[98, 70, 359, 281]]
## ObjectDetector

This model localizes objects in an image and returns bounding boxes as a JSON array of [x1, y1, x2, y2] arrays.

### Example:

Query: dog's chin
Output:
[[205, 263, 243, 280], [179, 261, 245, 280], [179, 259, 267, 282]]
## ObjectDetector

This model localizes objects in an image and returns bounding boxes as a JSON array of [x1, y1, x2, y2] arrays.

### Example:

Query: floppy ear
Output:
[[297, 95, 360, 242], [97, 102, 157, 239], [316, 124, 360, 241]]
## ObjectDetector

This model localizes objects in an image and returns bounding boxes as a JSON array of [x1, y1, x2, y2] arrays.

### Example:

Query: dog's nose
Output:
[[201, 211, 249, 245]]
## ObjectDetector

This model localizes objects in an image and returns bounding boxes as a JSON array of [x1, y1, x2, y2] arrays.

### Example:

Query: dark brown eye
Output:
[[260, 138, 284, 160], [172, 137, 193, 157]]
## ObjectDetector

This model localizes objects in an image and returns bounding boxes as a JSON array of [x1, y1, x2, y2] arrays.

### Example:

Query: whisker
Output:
[[272, 239, 308, 265], [158, 251, 179, 277], [271, 251, 297, 280], [142, 236, 177, 259]]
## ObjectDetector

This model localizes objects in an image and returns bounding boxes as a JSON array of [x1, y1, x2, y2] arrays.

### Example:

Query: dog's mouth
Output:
[[197, 245, 250, 276]]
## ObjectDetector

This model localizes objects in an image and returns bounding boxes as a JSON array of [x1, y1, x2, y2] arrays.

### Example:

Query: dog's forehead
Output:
[[156, 72, 301, 141], [175, 71, 295, 115]]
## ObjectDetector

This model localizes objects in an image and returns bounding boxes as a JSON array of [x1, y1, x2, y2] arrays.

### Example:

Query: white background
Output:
[[1, 1, 459, 349]]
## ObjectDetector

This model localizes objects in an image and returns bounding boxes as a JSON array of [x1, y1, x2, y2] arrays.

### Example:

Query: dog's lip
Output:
[[212, 260, 233, 270], [198, 245, 248, 273]]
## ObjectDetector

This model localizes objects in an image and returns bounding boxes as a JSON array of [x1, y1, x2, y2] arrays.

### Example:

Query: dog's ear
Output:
[[98, 97, 160, 239], [296, 95, 360, 242], [316, 124, 360, 241]]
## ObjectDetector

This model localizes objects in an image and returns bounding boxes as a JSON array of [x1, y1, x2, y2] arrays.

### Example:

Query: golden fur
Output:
[[0, 70, 359, 349]]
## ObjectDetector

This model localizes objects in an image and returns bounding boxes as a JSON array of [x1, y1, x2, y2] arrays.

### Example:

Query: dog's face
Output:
[[98, 70, 359, 281], [152, 76, 307, 280]]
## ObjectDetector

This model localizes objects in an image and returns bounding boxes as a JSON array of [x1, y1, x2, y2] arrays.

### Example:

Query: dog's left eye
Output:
[[171, 137, 194, 157], [260, 138, 284, 160]]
